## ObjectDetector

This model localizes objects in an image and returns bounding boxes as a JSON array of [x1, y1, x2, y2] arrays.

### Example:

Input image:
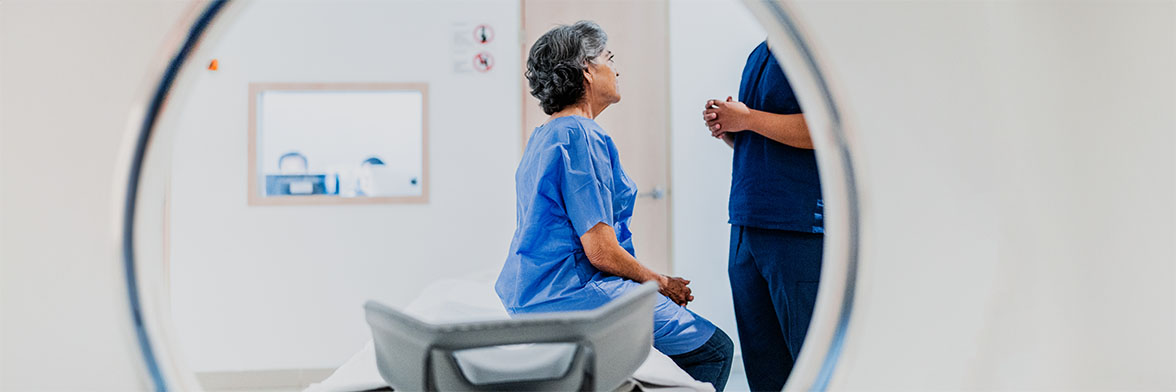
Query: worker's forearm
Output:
[[587, 246, 659, 283], [749, 110, 813, 149]]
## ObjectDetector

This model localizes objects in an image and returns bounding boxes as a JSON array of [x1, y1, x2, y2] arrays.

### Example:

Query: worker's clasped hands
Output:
[[703, 96, 752, 139], [658, 274, 694, 306]]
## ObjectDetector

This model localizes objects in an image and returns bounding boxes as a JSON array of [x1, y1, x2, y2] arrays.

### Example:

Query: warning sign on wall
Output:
[[474, 24, 494, 45], [473, 52, 494, 73], [453, 22, 497, 74]]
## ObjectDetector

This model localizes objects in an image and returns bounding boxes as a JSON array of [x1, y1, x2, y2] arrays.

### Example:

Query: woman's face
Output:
[[586, 48, 620, 105]]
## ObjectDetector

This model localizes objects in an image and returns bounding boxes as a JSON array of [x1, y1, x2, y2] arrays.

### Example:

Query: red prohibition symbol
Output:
[[474, 24, 495, 44], [474, 52, 494, 73]]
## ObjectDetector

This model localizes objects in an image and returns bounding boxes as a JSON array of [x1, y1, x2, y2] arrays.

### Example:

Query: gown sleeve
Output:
[[550, 124, 615, 238]]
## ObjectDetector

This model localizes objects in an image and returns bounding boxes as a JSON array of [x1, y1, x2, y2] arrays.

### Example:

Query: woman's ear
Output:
[[582, 63, 595, 84]]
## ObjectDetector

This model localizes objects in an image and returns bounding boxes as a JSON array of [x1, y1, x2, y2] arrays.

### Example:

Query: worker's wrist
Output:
[[746, 109, 766, 135]]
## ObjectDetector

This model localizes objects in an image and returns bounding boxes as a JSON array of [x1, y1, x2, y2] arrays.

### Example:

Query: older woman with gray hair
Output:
[[495, 21, 733, 390]]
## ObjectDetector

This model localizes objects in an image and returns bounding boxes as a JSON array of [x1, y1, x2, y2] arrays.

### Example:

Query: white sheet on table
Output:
[[305, 270, 714, 392]]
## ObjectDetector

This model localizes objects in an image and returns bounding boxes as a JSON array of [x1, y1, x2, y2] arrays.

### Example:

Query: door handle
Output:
[[638, 186, 666, 200]]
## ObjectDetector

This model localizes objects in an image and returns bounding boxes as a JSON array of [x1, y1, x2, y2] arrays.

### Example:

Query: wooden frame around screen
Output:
[[247, 82, 430, 206]]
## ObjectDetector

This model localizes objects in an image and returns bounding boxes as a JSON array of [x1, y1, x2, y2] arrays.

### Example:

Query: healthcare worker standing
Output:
[[496, 21, 733, 390], [703, 40, 823, 391]]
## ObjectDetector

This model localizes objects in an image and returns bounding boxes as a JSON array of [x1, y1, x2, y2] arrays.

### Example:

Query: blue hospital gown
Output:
[[495, 115, 716, 355]]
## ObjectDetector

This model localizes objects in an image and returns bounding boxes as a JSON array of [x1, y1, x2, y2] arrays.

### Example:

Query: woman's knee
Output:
[[713, 327, 735, 360]]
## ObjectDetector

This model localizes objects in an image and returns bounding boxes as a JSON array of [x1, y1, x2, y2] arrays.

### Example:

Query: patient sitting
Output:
[[495, 21, 733, 391]]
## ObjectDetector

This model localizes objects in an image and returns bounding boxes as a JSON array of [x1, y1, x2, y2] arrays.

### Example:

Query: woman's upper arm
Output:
[[558, 127, 614, 237], [580, 221, 622, 269]]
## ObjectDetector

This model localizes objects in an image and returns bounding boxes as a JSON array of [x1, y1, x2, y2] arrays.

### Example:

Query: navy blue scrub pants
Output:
[[729, 225, 823, 391]]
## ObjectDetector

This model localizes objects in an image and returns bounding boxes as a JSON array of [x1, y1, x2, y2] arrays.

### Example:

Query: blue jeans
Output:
[[729, 225, 823, 391], [668, 327, 734, 391]]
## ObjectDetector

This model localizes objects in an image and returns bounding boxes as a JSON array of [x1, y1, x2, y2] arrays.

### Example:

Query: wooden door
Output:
[[522, 0, 672, 274]]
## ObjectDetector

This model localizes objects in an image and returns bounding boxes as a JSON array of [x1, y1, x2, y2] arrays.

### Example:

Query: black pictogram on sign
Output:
[[474, 24, 494, 44], [473, 52, 495, 73]]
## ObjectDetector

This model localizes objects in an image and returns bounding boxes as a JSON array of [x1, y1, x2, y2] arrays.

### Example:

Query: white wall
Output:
[[667, 0, 767, 358], [785, 1, 1176, 389], [0, 1, 190, 390], [2, 1, 1173, 390], [173, 0, 762, 373], [165, 0, 521, 372]]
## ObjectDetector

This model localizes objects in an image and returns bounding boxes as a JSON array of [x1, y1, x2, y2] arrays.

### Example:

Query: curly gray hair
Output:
[[525, 21, 608, 115]]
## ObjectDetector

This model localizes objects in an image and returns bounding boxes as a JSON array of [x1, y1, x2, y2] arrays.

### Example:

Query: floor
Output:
[[204, 359, 754, 392], [724, 356, 751, 391]]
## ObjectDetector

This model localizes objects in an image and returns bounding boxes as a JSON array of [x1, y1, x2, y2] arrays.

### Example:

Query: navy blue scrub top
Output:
[[730, 41, 824, 234]]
